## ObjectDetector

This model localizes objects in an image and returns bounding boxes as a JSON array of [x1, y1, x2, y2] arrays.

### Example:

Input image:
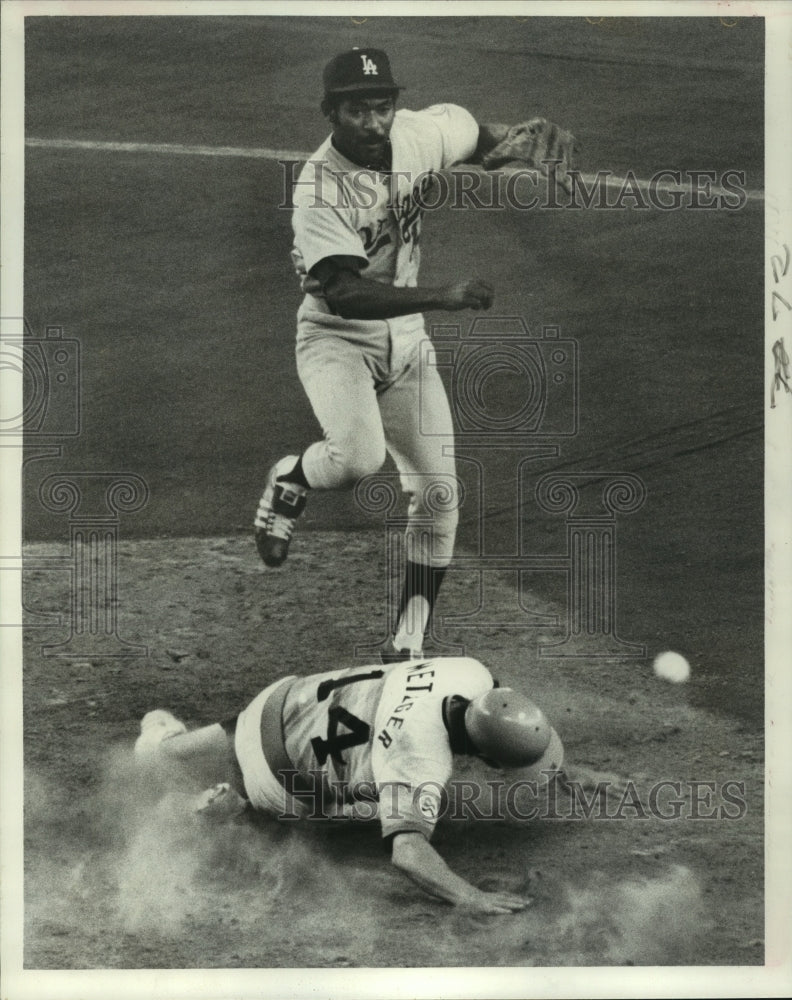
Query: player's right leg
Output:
[[134, 711, 240, 794], [255, 328, 387, 567], [254, 455, 311, 567]]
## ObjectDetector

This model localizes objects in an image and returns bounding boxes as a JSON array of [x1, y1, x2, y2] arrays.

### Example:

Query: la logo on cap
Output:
[[323, 47, 399, 96], [360, 53, 378, 75]]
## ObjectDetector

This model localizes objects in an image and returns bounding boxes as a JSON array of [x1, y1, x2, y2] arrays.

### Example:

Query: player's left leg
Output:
[[378, 345, 460, 659]]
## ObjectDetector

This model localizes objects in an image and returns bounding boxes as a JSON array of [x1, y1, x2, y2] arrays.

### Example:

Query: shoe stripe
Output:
[[254, 460, 309, 563]]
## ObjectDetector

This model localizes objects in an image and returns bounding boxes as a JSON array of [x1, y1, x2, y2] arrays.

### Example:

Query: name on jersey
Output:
[[352, 172, 437, 259], [376, 665, 435, 750], [396, 173, 435, 246], [360, 217, 392, 257]]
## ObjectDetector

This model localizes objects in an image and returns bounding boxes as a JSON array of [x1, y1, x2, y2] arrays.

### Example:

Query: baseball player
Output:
[[135, 655, 564, 914], [254, 48, 575, 662]]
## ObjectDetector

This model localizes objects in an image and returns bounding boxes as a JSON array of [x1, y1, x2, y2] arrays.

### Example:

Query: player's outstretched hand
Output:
[[442, 279, 495, 312], [463, 888, 532, 915]]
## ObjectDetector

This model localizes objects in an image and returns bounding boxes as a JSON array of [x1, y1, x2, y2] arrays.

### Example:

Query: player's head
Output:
[[321, 48, 401, 111], [445, 688, 564, 781]]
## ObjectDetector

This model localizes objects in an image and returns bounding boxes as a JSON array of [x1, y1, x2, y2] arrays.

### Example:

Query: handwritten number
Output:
[[772, 291, 792, 321], [771, 245, 790, 285]]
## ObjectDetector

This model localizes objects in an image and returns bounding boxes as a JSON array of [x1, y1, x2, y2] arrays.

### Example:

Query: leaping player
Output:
[[254, 47, 574, 662]]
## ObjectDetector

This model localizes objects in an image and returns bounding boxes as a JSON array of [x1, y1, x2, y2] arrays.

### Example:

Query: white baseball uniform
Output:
[[288, 104, 480, 567], [234, 656, 494, 839]]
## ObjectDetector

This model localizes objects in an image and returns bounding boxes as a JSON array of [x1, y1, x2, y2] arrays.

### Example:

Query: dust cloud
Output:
[[24, 746, 389, 966], [553, 864, 713, 965], [24, 748, 714, 967]]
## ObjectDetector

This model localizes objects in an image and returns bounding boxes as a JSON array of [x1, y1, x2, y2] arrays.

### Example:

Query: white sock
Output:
[[393, 595, 430, 652]]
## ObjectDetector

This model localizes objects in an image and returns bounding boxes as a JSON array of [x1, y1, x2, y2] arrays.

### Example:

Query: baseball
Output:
[[653, 651, 691, 684]]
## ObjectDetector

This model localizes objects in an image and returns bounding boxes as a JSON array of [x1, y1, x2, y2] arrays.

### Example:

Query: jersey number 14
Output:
[[310, 669, 383, 767]]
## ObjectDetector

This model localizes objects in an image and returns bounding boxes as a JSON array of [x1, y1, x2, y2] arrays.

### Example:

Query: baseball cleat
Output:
[[134, 709, 187, 757], [254, 455, 309, 567]]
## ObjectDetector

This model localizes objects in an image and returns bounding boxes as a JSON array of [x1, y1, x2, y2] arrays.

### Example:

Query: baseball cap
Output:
[[323, 48, 401, 96]]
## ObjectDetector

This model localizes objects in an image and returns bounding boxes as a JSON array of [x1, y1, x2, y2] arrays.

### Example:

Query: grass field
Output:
[[13, 11, 770, 975]]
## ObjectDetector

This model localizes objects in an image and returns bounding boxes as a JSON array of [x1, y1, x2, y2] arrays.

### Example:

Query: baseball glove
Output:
[[481, 117, 577, 191]]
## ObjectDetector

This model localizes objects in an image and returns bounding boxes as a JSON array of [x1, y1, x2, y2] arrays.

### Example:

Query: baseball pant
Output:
[[295, 308, 459, 568]]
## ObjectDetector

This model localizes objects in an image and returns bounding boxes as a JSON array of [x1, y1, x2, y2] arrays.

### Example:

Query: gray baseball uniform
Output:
[[290, 103, 480, 568]]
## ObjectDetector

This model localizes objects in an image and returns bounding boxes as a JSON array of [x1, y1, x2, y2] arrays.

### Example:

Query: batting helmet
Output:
[[465, 688, 564, 777]]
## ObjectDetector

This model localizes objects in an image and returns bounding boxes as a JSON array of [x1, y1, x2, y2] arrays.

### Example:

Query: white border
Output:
[[764, 0, 792, 992], [2, 2, 791, 998]]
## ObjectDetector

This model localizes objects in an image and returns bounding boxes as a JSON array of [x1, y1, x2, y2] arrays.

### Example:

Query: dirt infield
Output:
[[23, 535, 763, 968]]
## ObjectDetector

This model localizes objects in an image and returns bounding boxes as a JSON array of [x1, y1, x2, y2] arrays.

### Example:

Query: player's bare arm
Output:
[[391, 831, 530, 914], [312, 255, 495, 321]]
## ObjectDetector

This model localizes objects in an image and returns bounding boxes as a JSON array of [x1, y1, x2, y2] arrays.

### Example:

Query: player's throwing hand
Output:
[[442, 278, 495, 312]]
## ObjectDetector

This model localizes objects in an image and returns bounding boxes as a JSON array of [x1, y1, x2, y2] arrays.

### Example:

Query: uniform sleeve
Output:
[[292, 197, 369, 275], [372, 697, 452, 840], [419, 103, 481, 169], [291, 159, 369, 274]]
